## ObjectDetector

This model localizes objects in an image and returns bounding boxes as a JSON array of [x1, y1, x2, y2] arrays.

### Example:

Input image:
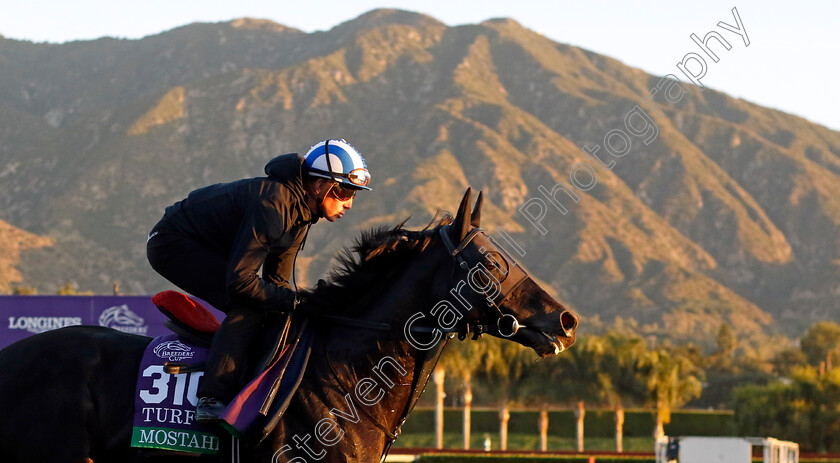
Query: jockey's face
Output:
[[306, 178, 356, 222], [321, 184, 354, 222]]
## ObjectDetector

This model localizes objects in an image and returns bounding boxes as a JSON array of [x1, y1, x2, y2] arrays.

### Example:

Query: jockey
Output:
[[146, 139, 371, 423]]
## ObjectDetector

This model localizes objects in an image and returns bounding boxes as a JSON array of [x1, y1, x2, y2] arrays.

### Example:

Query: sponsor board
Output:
[[0, 295, 225, 349]]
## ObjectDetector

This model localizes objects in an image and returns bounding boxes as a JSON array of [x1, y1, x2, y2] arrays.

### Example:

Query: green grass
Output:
[[414, 455, 653, 463]]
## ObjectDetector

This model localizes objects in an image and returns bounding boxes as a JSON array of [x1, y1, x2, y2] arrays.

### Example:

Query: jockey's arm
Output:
[[225, 210, 297, 313], [262, 227, 307, 294]]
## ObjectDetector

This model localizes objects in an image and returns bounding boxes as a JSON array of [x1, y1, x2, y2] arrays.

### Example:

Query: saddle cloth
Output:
[[131, 333, 220, 454]]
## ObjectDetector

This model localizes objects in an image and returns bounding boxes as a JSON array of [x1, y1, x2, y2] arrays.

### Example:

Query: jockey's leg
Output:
[[199, 304, 266, 402]]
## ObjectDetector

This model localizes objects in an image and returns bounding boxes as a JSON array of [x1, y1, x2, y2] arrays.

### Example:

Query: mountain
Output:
[[0, 220, 52, 293], [2, 9, 839, 355]]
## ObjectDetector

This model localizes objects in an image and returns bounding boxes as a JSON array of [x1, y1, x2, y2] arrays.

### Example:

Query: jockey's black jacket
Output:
[[152, 153, 317, 312]]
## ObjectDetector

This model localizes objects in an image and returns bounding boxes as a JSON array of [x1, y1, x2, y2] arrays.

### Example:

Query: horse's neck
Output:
[[279, 276, 442, 461], [281, 327, 432, 462], [319, 330, 423, 426]]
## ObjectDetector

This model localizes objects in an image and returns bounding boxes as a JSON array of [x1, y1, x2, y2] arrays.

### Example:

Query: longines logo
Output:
[[7, 316, 82, 334]]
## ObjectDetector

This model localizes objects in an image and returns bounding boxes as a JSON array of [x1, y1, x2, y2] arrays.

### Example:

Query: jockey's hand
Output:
[[294, 293, 306, 310], [298, 279, 328, 310], [293, 279, 327, 310]]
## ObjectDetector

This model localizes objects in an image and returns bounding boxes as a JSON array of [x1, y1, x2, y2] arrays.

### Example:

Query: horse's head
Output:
[[302, 188, 576, 358], [289, 188, 577, 461], [403, 188, 578, 357]]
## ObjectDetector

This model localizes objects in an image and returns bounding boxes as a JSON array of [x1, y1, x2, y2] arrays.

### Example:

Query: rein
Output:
[[438, 226, 483, 269], [296, 309, 391, 331]]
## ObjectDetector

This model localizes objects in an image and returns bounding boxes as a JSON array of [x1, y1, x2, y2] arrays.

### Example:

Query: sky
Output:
[[2, 0, 838, 131]]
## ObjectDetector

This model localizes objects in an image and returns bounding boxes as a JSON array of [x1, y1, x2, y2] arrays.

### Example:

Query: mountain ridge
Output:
[[2, 10, 838, 356]]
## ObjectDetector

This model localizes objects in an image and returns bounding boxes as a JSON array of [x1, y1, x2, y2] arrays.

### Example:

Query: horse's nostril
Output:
[[560, 311, 578, 334]]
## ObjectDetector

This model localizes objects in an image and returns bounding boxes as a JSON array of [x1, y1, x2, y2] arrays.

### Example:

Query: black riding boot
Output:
[[198, 305, 266, 407]]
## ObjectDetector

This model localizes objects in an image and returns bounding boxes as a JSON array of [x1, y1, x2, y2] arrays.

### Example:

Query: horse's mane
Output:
[[300, 213, 454, 315]]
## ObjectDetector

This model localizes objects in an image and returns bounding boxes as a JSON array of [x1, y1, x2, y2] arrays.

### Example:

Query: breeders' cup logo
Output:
[[98, 304, 148, 335], [153, 340, 195, 362]]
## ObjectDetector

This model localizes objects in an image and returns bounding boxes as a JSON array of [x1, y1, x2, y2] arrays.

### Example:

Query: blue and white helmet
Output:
[[303, 139, 371, 190]]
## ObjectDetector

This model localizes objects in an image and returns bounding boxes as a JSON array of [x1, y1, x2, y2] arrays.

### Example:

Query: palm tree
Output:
[[599, 330, 650, 452], [548, 329, 653, 452], [432, 368, 445, 449], [438, 339, 487, 449], [517, 351, 560, 451], [550, 335, 612, 451], [638, 346, 703, 439], [801, 321, 840, 373], [538, 408, 549, 451], [614, 404, 625, 453], [475, 337, 535, 450]]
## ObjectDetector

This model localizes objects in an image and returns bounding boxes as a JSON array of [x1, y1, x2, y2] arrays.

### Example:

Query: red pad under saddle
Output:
[[152, 290, 221, 333]]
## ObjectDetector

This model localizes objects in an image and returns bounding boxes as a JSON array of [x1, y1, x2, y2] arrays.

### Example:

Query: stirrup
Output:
[[196, 397, 227, 424]]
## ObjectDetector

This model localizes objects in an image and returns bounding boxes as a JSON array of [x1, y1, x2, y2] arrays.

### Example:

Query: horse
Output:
[[0, 189, 578, 462]]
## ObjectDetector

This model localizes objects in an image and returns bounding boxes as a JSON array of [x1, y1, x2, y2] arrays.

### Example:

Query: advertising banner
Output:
[[0, 295, 224, 349]]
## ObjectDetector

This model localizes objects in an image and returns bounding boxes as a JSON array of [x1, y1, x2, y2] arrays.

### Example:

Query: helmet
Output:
[[303, 139, 371, 190]]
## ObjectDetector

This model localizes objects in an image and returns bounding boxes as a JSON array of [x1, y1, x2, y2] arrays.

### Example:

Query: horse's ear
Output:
[[450, 188, 472, 241], [470, 191, 483, 228]]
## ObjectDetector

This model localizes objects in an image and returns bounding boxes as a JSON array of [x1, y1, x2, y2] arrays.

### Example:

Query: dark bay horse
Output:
[[0, 189, 577, 462]]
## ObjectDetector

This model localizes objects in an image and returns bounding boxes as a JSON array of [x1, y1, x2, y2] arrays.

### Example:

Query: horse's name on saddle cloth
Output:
[[131, 334, 220, 455]]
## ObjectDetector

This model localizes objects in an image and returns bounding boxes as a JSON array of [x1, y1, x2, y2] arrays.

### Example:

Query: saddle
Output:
[[151, 291, 220, 347]]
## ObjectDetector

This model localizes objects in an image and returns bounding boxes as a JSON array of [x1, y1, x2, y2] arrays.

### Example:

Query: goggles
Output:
[[330, 183, 358, 201], [338, 168, 370, 187]]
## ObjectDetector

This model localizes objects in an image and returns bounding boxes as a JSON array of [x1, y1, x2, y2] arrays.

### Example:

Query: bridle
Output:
[[302, 224, 535, 462], [432, 225, 532, 339]]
